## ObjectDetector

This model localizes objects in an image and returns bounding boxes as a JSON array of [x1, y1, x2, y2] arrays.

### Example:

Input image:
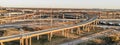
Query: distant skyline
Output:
[[0, 0, 120, 9]]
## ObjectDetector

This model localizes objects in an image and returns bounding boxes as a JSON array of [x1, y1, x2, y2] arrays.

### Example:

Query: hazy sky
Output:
[[0, 0, 120, 9]]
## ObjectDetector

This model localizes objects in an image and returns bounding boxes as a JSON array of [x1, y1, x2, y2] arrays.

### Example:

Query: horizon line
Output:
[[1, 6, 120, 10]]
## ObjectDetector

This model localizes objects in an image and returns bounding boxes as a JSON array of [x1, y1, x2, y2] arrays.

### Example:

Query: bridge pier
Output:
[[63, 29, 74, 38], [25, 36, 31, 45], [68, 29, 71, 38], [62, 30, 65, 37], [76, 27, 80, 34], [20, 38, 24, 45], [91, 22, 96, 31], [64, 30, 67, 38], [62, 30, 68, 38], [93, 20, 99, 31], [70, 29, 74, 33], [37, 35, 41, 40], [86, 25, 90, 32], [66, 29, 69, 38], [82, 26, 85, 30], [96, 21, 99, 25], [94, 21, 97, 25], [25, 38, 28, 45], [92, 25, 95, 31], [0, 42, 4, 45], [84, 26, 87, 31], [89, 24, 94, 31], [29, 37, 32, 45], [48, 32, 53, 41]]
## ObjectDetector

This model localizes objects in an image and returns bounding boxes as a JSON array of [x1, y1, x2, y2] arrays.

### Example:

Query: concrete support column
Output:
[[64, 30, 67, 37], [96, 21, 98, 25], [95, 21, 97, 25], [86, 25, 90, 32], [82, 26, 84, 30], [48, 32, 53, 41], [0, 42, 4, 45], [68, 29, 72, 38], [62, 30, 65, 36], [93, 21, 98, 25], [85, 26, 88, 32], [92, 25, 95, 31], [89, 24, 92, 29], [37, 35, 40, 40], [62, 30, 68, 37], [70, 29, 74, 33], [97, 20, 99, 24], [20, 38, 24, 45], [77, 27, 80, 34], [25, 38, 28, 45], [85, 24, 89, 32], [66, 29, 69, 38], [66, 29, 72, 38], [94, 21, 96, 25], [84, 26, 87, 31], [29, 37, 32, 45]]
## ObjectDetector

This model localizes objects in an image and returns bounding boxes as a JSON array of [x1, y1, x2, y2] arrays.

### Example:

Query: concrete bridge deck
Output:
[[0, 14, 97, 43]]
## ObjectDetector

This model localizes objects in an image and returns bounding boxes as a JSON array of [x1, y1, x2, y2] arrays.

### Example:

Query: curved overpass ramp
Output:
[[0, 14, 98, 44]]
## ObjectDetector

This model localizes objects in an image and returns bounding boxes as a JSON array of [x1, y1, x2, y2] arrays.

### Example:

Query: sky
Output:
[[0, 0, 120, 9]]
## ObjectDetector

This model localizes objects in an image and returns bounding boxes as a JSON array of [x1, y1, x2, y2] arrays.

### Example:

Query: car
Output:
[[99, 21, 107, 25], [108, 22, 114, 25], [114, 23, 120, 26]]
